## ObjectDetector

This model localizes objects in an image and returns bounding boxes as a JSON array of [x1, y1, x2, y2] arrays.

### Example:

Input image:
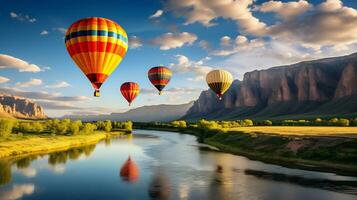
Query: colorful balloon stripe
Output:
[[65, 30, 128, 43], [66, 41, 127, 56]]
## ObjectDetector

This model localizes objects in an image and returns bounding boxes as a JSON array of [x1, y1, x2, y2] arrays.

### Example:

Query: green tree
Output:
[[69, 120, 82, 135], [243, 119, 254, 126], [103, 120, 112, 132], [0, 119, 16, 136], [337, 118, 350, 126], [262, 120, 273, 126]]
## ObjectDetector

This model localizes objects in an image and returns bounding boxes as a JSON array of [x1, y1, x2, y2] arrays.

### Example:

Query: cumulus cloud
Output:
[[255, 0, 311, 20], [220, 36, 232, 47], [198, 40, 211, 50], [150, 9, 163, 18], [16, 78, 42, 88], [46, 81, 70, 88], [164, 0, 267, 35], [0, 184, 35, 200], [0, 54, 41, 72], [40, 30, 48, 35], [0, 76, 10, 84], [169, 55, 213, 81], [129, 36, 143, 49], [10, 12, 36, 23], [212, 35, 265, 56], [151, 32, 197, 50]]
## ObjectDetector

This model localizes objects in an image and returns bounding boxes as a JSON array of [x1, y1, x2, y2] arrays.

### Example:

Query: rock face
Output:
[[184, 52, 357, 120], [0, 93, 47, 119]]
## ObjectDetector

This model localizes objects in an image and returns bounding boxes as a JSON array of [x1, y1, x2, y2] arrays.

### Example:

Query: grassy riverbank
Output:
[[134, 123, 357, 176], [0, 131, 127, 159]]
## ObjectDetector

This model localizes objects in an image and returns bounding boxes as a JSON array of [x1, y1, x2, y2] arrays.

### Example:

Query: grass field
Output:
[[226, 126, 357, 138], [0, 131, 126, 159]]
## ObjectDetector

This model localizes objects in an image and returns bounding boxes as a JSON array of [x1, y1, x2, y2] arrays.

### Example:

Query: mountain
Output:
[[184, 52, 357, 120], [0, 93, 47, 119], [64, 101, 194, 122]]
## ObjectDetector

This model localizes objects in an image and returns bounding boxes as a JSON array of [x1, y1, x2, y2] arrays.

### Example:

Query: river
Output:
[[0, 130, 357, 200]]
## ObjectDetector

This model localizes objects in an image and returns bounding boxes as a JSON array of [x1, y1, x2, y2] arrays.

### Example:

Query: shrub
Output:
[[170, 120, 187, 128], [337, 118, 349, 126], [69, 120, 82, 135], [0, 119, 16, 136], [243, 119, 254, 126], [262, 120, 273, 126], [81, 123, 97, 134]]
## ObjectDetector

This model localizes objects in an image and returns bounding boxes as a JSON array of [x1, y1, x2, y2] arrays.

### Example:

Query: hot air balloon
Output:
[[120, 82, 140, 106], [120, 156, 139, 182], [148, 66, 172, 95], [206, 70, 233, 100], [65, 17, 128, 97]]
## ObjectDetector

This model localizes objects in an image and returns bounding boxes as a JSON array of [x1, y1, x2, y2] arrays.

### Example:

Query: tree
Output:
[[69, 120, 82, 135], [243, 119, 254, 126], [337, 118, 350, 126], [104, 120, 112, 132], [123, 121, 133, 131], [262, 120, 273, 126], [0, 119, 15, 136]]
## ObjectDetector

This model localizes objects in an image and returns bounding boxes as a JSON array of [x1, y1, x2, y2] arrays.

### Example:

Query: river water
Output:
[[0, 130, 357, 200]]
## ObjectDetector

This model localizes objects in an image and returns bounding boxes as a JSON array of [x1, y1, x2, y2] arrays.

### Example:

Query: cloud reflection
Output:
[[0, 184, 35, 200]]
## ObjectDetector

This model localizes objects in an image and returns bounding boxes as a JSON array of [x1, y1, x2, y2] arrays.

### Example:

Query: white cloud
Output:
[[169, 55, 213, 81], [40, 30, 49, 35], [46, 81, 70, 88], [198, 40, 211, 50], [0, 54, 41, 72], [220, 36, 232, 47], [16, 78, 42, 88], [151, 32, 197, 50], [0, 184, 35, 200], [16, 168, 37, 178], [267, 0, 357, 49], [164, 0, 267, 35], [150, 9, 163, 18], [255, 0, 311, 20], [53, 27, 67, 34], [10, 12, 36, 23], [212, 35, 265, 56], [0, 76, 10, 84], [129, 36, 143, 49]]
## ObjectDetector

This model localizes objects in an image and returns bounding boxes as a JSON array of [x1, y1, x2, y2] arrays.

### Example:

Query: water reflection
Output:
[[245, 169, 357, 195], [0, 184, 35, 200], [148, 169, 171, 200], [0, 161, 11, 186], [119, 156, 140, 182], [48, 144, 96, 165]]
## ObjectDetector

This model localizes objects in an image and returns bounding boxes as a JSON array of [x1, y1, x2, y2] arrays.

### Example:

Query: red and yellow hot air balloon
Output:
[[148, 66, 172, 95], [120, 82, 140, 106], [65, 17, 128, 97], [120, 156, 139, 182]]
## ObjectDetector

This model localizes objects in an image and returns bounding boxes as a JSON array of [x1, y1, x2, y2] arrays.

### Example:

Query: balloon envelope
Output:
[[148, 66, 172, 95], [65, 17, 128, 97], [120, 82, 140, 106], [206, 70, 233, 100]]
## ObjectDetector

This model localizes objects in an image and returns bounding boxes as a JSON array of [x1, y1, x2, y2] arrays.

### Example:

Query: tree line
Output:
[[0, 119, 133, 137]]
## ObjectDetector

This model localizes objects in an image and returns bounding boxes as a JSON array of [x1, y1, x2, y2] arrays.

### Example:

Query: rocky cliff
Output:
[[184, 52, 357, 120], [0, 93, 47, 119]]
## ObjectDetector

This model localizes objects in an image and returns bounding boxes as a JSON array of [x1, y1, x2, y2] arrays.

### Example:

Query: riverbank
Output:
[[0, 131, 126, 159], [134, 125, 357, 176]]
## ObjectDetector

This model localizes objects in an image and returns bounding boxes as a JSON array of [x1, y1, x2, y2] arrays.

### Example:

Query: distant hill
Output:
[[0, 93, 47, 119], [63, 101, 194, 122], [183, 52, 357, 121]]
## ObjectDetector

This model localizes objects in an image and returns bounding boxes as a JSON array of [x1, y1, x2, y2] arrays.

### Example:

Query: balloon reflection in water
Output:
[[119, 156, 139, 182], [148, 170, 171, 200]]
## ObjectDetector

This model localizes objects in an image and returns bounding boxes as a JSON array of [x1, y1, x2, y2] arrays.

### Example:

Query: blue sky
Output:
[[1, 0, 357, 117]]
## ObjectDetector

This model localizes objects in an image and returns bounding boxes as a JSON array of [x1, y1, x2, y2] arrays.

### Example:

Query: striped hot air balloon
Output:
[[148, 66, 172, 95], [120, 82, 140, 106], [206, 69, 233, 100], [65, 17, 128, 97]]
